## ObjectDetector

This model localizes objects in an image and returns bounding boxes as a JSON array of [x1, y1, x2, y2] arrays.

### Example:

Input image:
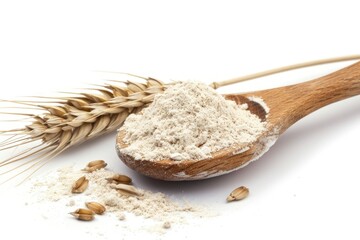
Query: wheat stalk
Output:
[[0, 77, 166, 183], [1, 55, 359, 183]]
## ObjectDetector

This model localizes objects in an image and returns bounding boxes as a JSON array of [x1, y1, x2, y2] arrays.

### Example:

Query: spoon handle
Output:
[[250, 61, 360, 133]]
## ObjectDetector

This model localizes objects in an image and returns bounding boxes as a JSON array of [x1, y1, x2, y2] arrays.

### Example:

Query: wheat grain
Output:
[[226, 186, 249, 202], [82, 160, 107, 172], [110, 183, 143, 196], [106, 174, 132, 185], [69, 208, 95, 221], [0, 77, 166, 183], [85, 202, 106, 215], [72, 176, 89, 193]]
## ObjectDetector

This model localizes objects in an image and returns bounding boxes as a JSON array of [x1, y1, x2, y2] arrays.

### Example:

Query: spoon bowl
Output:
[[116, 61, 360, 180]]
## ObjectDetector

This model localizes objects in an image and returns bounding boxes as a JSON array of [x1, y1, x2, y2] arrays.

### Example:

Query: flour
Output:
[[119, 81, 267, 161], [29, 166, 205, 229]]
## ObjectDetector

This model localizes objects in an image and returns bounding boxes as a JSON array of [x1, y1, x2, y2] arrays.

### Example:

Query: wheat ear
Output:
[[0, 77, 166, 183]]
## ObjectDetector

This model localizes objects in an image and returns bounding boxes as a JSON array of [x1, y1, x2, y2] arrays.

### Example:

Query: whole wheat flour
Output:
[[119, 81, 267, 161]]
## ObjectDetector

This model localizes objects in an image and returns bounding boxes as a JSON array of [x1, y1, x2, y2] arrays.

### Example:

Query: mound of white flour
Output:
[[120, 82, 266, 161]]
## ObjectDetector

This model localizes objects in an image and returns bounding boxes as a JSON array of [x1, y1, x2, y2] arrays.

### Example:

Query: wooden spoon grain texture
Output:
[[116, 61, 360, 181]]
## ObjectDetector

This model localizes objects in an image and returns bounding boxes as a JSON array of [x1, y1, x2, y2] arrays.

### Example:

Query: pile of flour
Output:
[[119, 81, 266, 161], [30, 166, 203, 227]]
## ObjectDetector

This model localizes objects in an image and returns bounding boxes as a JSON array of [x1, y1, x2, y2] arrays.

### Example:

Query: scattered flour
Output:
[[29, 166, 206, 228], [119, 81, 266, 161]]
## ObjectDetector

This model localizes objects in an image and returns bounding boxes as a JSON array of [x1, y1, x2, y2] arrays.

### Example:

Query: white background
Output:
[[1, 0, 360, 239]]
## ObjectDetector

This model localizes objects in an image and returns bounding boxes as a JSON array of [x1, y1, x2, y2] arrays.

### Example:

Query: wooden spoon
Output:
[[116, 61, 360, 181]]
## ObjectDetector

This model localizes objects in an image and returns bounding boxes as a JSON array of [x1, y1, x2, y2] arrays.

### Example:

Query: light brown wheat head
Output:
[[0, 76, 166, 183]]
